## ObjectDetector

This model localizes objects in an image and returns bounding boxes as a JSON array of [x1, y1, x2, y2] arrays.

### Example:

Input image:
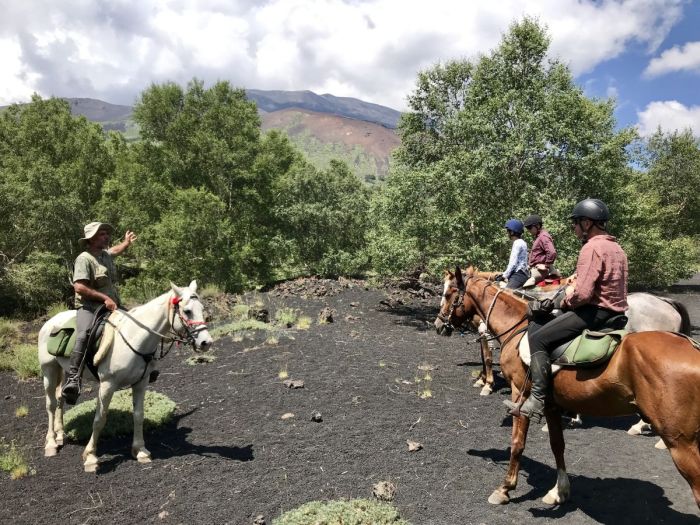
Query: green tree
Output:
[[373, 18, 633, 276], [0, 96, 113, 314], [621, 130, 700, 286], [275, 160, 371, 276]]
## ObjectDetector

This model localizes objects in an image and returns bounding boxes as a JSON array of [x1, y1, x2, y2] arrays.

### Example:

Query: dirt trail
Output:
[[1, 279, 699, 524]]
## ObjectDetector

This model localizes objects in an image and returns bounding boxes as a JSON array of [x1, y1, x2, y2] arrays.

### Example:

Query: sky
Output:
[[1, 0, 699, 136]]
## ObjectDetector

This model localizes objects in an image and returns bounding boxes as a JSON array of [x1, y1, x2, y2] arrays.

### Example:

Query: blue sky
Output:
[[1, 0, 698, 136], [580, 1, 700, 132]]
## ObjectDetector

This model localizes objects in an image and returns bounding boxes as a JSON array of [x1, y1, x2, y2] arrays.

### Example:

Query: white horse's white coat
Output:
[[38, 281, 213, 472]]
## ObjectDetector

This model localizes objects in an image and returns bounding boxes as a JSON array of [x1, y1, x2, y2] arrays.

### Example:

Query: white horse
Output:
[[624, 292, 691, 448], [38, 280, 213, 472]]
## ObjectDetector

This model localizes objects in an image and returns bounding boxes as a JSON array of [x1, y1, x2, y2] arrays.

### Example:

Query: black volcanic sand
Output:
[[2, 279, 699, 525]]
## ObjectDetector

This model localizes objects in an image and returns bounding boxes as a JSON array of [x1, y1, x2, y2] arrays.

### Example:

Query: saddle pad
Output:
[[47, 317, 77, 357], [555, 329, 628, 368]]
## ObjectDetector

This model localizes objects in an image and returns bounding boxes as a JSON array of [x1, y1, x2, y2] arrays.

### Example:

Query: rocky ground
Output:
[[1, 277, 699, 524]]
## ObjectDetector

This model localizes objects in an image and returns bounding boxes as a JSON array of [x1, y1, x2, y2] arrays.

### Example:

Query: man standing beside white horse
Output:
[[62, 222, 137, 405]]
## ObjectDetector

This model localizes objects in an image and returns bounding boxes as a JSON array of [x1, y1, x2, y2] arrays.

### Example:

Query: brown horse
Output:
[[439, 266, 700, 508], [436, 269, 574, 395], [436, 269, 502, 395]]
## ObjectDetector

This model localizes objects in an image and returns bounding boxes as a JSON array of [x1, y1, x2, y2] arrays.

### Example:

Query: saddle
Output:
[[549, 314, 629, 368], [47, 311, 108, 377]]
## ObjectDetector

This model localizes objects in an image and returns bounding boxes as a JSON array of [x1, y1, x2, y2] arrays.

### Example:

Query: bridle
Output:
[[107, 293, 210, 383], [169, 294, 209, 348], [440, 274, 527, 345]]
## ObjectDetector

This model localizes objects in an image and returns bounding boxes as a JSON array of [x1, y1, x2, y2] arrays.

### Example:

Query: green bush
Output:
[[2, 252, 70, 316], [0, 439, 31, 480], [273, 499, 408, 525], [64, 389, 177, 442], [0, 344, 40, 380], [0, 318, 22, 350]]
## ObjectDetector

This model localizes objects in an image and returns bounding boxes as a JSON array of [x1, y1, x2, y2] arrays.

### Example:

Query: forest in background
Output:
[[0, 18, 698, 317]]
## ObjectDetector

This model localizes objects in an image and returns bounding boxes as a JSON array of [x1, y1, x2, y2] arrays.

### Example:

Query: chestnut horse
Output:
[[436, 270, 575, 395], [440, 267, 700, 508]]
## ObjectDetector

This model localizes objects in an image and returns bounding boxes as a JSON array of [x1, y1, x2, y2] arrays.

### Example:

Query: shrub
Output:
[[0, 440, 31, 480], [273, 499, 408, 525], [0, 318, 22, 350], [3, 251, 71, 316], [64, 390, 176, 442], [274, 307, 298, 328], [0, 344, 40, 380]]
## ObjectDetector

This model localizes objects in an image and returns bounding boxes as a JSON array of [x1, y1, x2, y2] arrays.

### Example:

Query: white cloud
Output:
[[0, 0, 687, 109], [637, 100, 700, 136], [644, 41, 700, 77]]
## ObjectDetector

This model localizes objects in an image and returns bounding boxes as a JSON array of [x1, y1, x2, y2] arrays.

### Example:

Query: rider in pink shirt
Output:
[[504, 199, 629, 423]]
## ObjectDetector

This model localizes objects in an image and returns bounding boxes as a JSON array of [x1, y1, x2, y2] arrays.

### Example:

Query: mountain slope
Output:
[[3, 90, 402, 180], [261, 108, 399, 182], [247, 89, 401, 129]]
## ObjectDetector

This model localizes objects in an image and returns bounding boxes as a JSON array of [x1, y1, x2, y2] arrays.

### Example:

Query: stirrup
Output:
[[503, 398, 544, 423]]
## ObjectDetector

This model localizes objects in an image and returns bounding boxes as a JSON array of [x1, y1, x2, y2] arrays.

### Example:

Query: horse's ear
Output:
[[189, 280, 198, 293], [170, 282, 183, 297], [455, 266, 465, 290]]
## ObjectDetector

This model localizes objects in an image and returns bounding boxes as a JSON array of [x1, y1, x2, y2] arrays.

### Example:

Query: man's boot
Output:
[[62, 345, 87, 405], [503, 351, 550, 423]]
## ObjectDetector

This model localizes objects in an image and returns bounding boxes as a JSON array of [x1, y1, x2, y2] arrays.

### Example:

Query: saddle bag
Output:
[[47, 318, 77, 357]]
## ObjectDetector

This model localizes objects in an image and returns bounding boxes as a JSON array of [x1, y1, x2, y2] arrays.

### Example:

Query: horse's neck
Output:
[[120, 293, 172, 347], [472, 284, 526, 342]]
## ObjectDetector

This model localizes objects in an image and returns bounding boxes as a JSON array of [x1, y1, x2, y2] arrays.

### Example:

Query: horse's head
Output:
[[170, 280, 213, 352], [434, 266, 481, 336]]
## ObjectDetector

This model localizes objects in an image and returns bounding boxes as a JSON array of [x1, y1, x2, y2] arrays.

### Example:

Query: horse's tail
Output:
[[660, 297, 692, 335], [94, 318, 116, 366]]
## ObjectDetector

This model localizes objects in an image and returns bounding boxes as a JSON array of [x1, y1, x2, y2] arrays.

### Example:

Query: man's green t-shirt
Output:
[[73, 250, 120, 310]]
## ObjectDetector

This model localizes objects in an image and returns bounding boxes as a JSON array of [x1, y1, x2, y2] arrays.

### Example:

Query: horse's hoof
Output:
[[480, 384, 493, 396], [627, 425, 643, 435], [473, 378, 485, 388], [541, 423, 549, 433], [84, 458, 98, 473], [543, 488, 567, 505], [55, 435, 64, 446], [488, 490, 510, 505], [133, 448, 152, 463], [655, 438, 667, 450], [45, 446, 58, 457], [567, 416, 583, 428]]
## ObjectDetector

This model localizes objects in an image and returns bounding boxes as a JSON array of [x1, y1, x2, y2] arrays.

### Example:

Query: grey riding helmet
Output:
[[569, 199, 609, 222], [523, 214, 542, 228]]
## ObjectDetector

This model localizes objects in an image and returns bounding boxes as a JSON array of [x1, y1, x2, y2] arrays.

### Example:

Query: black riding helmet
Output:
[[569, 199, 609, 222], [523, 214, 542, 228]]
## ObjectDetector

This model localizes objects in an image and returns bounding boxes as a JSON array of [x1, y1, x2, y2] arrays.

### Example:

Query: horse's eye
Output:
[[184, 309, 192, 316]]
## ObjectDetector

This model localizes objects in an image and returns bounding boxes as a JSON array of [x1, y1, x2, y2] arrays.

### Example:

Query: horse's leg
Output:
[[131, 380, 152, 463], [480, 339, 495, 396], [627, 418, 652, 436], [489, 391, 531, 504], [42, 363, 62, 457], [54, 383, 65, 446], [82, 380, 115, 473], [542, 408, 570, 504], [473, 339, 487, 388], [667, 441, 700, 509]]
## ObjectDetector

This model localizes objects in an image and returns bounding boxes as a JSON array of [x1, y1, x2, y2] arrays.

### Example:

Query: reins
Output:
[[105, 294, 209, 384]]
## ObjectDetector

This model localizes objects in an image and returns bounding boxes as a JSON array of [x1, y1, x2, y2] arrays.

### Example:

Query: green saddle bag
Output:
[[47, 316, 77, 357], [556, 329, 628, 368]]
